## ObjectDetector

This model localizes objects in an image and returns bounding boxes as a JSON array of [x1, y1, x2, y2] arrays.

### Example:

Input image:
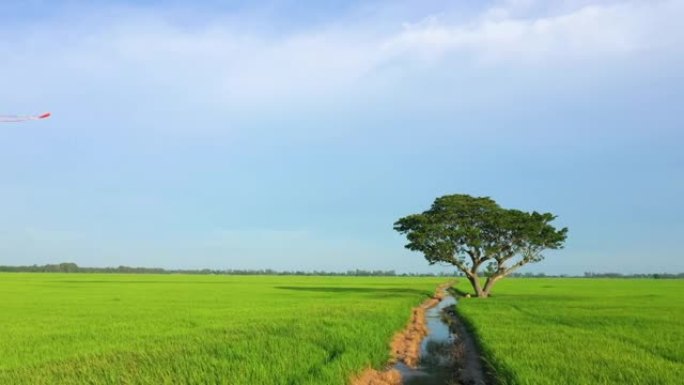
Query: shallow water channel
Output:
[[394, 296, 457, 385]]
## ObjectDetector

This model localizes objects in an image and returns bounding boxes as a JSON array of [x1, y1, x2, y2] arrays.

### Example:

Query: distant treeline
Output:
[[506, 272, 684, 279], [0, 263, 681, 278], [0, 263, 458, 277], [582, 272, 684, 279]]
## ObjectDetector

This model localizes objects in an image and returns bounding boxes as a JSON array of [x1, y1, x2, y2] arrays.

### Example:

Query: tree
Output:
[[394, 194, 568, 297]]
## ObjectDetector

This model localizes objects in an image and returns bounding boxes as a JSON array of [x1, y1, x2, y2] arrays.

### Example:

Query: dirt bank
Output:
[[351, 282, 453, 385], [443, 306, 488, 385], [350, 368, 403, 385]]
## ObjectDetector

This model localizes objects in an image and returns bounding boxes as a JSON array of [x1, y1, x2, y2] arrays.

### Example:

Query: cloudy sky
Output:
[[1, 0, 682, 274]]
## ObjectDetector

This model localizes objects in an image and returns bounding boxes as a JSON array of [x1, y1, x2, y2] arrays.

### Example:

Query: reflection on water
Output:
[[394, 296, 457, 385]]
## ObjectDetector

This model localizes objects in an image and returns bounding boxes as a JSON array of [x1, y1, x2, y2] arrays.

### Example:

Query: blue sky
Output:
[[1, 0, 682, 274]]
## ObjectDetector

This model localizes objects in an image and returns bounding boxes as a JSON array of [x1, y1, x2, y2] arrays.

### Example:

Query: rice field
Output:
[[0, 273, 445, 385], [455, 278, 684, 385], [4, 274, 682, 385]]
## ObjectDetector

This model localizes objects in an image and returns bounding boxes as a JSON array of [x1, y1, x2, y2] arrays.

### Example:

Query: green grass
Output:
[[0, 273, 445, 385], [455, 278, 684, 385]]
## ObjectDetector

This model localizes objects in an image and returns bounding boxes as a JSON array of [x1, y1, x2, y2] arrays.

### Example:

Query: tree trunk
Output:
[[482, 275, 502, 297], [466, 273, 485, 297]]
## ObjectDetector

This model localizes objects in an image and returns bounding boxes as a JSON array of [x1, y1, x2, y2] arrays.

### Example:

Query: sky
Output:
[[0, 0, 682, 274]]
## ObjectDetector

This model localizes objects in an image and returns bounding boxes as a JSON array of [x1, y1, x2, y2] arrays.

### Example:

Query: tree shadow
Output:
[[56, 280, 238, 285], [449, 286, 472, 297], [275, 286, 431, 297]]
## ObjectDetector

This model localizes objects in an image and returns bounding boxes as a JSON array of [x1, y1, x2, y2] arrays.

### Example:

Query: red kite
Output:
[[0, 112, 51, 123]]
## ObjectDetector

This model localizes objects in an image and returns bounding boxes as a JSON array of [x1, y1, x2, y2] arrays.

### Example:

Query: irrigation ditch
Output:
[[352, 283, 490, 385]]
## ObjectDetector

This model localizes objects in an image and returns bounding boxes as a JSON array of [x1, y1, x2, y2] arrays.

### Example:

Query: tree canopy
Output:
[[394, 194, 568, 297]]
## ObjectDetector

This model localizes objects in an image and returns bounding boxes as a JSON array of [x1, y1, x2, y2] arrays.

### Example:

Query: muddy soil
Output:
[[351, 283, 489, 385], [443, 306, 488, 385]]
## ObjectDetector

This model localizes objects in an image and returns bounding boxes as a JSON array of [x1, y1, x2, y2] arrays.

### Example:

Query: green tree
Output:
[[394, 194, 568, 297]]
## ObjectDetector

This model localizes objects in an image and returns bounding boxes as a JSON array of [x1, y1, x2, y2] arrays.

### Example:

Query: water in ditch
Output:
[[394, 296, 458, 385]]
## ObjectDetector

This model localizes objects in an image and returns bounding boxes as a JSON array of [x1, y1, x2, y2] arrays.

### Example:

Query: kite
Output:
[[0, 112, 51, 123]]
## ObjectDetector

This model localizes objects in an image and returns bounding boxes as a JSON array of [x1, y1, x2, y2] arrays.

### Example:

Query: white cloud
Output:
[[1, 12, 384, 108], [0, 1, 681, 122], [385, 0, 684, 64]]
